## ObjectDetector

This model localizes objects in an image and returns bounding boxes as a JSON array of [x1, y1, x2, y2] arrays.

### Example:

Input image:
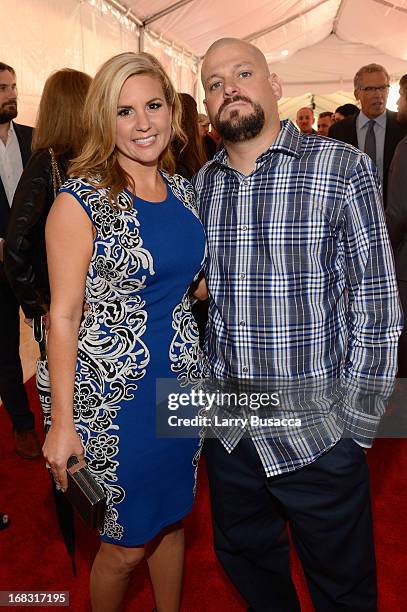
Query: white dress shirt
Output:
[[0, 121, 24, 205], [356, 110, 386, 183]]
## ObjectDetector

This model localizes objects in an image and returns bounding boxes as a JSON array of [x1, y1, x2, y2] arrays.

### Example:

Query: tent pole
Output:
[[143, 0, 196, 26], [139, 27, 145, 52]]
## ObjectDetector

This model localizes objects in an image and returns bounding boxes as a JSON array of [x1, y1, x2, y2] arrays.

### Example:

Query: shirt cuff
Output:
[[352, 438, 372, 449]]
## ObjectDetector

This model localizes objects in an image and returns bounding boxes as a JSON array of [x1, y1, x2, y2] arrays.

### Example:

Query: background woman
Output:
[[172, 93, 209, 346], [42, 52, 206, 612], [5, 68, 92, 322], [172, 92, 207, 179]]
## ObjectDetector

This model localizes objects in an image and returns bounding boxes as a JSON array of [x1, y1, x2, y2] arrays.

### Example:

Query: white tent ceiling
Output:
[[115, 0, 407, 102], [3, 0, 407, 124]]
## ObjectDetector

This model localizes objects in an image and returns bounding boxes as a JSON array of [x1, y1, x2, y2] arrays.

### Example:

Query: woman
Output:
[[42, 52, 207, 612], [332, 103, 359, 123], [197, 112, 217, 160], [5, 69, 92, 322], [172, 93, 207, 179], [172, 94, 209, 346]]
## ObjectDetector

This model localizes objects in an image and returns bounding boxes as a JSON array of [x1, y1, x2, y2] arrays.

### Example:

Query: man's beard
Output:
[[213, 96, 265, 143], [0, 102, 17, 124]]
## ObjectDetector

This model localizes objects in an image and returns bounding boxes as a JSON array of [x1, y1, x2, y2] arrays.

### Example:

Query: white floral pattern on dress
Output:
[[57, 177, 154, 539], [37, 174, 206, 541]]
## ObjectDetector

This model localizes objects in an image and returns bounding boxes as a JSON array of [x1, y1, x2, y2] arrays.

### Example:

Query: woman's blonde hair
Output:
[[32, 68, 92, 155], [69, 52, 186, 207]]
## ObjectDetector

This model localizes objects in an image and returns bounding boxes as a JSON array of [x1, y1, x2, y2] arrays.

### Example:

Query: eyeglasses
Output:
[[358, 85, 390, 93]]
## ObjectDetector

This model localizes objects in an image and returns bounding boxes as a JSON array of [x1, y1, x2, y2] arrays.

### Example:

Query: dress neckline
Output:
[[124, 172, 168, 205]]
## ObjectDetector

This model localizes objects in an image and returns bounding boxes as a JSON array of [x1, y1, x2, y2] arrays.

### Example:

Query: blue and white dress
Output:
[[47, 172, 206, 546]]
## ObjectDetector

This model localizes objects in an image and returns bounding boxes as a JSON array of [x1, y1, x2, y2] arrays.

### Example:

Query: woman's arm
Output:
[[192, 276, 208, 300], [42, 191, 93, 491]]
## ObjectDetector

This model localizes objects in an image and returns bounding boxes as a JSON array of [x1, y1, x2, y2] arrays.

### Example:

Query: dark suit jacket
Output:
[[328, 110, 407, 207], [386, 134, 407, 281], [0, 122, 33, 238], [0, 122, 33, 283]]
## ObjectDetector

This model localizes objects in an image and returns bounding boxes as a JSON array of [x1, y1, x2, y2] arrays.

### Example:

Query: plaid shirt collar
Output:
[[211, 119, 303, 171]]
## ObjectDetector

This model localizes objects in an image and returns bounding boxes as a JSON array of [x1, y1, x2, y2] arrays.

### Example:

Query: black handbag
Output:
[[65, 456, 106, 530]]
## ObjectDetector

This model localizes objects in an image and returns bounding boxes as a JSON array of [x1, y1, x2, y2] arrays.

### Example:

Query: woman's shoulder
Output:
[[58, 177, 132, 217], [162, 171, 197, 214], [60, 175, 104, 196]]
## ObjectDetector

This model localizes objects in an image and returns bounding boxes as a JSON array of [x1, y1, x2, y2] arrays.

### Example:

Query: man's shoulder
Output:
[[385, 109, 398, 124], [13, 122, 34, 152], [13, 122, 33, 136], [301, 132, 363, 165], [192, 158, 219, 188], [328, 115, 357, 139]]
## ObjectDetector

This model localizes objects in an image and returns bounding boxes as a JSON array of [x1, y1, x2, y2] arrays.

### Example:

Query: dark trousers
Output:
[[0, 277, 34, 431], [205, 437, 377, 612]]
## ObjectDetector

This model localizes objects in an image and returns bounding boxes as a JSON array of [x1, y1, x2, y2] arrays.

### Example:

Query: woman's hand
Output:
[[42, 424, 84, 492], [192, 277, 208, 301]]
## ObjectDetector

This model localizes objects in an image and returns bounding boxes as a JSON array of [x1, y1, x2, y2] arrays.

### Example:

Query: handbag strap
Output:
[[49, 147, 63, 199]]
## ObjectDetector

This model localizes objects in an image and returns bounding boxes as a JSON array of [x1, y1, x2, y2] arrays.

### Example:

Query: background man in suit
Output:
[[0, 62, 41, 458], [386, 74, 407, 375], [329, 63, 407, 207]]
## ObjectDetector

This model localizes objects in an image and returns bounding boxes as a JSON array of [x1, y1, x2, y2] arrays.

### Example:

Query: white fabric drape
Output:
[[0, 0, 197, 125], [2, 0, 407, 125]]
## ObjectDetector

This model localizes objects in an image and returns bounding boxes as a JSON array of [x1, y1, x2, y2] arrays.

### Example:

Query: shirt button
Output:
[[240, 273, 246, 279], [239, 320, 246, 326], [242, 225, 248, 231], [242, 366, 249, 373]]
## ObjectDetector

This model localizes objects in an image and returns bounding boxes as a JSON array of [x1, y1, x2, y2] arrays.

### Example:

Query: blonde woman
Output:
[[43, 52, 207, 612]]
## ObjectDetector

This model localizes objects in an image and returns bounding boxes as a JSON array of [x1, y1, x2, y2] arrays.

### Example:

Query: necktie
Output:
[[364, 119, 376, 165]]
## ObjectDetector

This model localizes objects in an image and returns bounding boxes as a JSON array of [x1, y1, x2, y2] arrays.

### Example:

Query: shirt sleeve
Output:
[[339, 152, 403, 444]]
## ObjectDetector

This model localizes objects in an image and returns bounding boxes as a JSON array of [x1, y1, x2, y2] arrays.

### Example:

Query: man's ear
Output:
[[354, 89, 360, 102], [268, 73, 282, 101]]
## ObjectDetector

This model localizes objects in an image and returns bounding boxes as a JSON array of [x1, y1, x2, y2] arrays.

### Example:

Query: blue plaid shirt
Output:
[[193, 120, 402, 476]]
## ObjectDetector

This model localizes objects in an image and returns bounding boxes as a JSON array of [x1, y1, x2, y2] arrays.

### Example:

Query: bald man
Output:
[[193, 37, 401, 612], [296, 106, 316, 134]]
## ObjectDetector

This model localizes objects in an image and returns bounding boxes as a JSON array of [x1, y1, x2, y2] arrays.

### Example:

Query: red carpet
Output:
[[1, 377, 407, 611]]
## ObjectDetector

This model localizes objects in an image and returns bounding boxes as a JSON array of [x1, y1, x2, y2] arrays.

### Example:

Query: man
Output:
[[295, 106, 315, 134], [329, 63, 407, 207], [194, 38, 401, 611], [386, 74, 407, 376], [317, 111, 333, 136], [0, 62, 41, 458], [332, 103, 359, 123]]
